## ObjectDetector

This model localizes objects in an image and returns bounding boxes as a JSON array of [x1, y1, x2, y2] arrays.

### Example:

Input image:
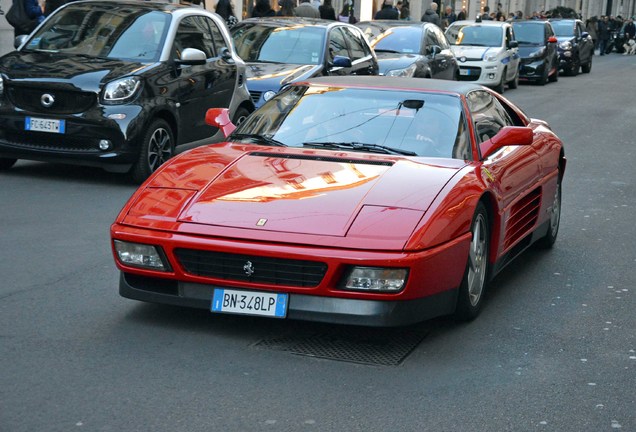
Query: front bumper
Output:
[[519, 58, 547, 80], [457, 61, 504, 86]]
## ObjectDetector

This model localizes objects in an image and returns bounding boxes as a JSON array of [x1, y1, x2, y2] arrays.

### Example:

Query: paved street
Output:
[[1, 54, 635, 432]]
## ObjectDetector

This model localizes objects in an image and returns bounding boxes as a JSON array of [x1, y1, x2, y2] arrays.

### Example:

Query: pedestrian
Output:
[[624, 17, 636, 40], [276, 0, 295, 17], [374, 0, 398, 20], [318, 0, 336, 20], [44, 0, 70, 16], [443, 5, 456, 29], [457, 7, 466, 21], [251, 0, 275, 17], [598, 15, 610, 55], [481, 5, 492, 20], [338, 3, 356, 23], [420, 2, 440, 26], [294, 0, 319, 18], [6, 0, 44, 37], [216, 0, 238, 28], [399, 1, 410, 20], [586, 16, 598, 50]]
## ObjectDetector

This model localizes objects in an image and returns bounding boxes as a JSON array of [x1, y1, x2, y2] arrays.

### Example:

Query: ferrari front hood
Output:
[[167, 149, 464, 237]]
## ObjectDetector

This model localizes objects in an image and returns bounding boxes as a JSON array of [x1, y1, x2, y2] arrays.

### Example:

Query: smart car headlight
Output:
[[114, 240, 168, 271], [342, 267, 408, 293], [385, 63, 417, 77], [529, 47, 546, 58], [103, 76, 141, 103], [559, 41, 572, 50]]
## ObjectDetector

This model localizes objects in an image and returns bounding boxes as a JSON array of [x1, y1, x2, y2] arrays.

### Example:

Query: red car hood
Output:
[[125, 144, 466, 241]]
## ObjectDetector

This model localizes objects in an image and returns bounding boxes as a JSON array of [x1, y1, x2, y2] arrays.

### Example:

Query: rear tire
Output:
[[0, 158, 17, 170], [537, 174, 562, 249], [454, 202, 490, 321], [130, 119, 174, 183]]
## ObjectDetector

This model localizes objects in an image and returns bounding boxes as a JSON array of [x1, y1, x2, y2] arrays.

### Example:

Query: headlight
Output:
[[103, 76, 141, 103], [529, 47, 546, 58], [263, 90, 276, 102], [483, 53, 499, 62], [385, 63, 417, 77], [559, 41, 572, 50], [114, 240, 168, 271], [342, 267, 408, 293]]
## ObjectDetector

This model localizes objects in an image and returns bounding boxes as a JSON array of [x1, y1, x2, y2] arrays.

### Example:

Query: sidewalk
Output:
[[1, 28, 14, 56]]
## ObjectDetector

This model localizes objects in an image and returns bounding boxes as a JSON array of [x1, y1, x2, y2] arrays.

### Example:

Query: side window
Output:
[[467, 90, 513, 143], [432, 26, 450, 50], [424, 29, 437, 52], [206, 17, 228, 54], [505, 27, 513, 46], [173, 16, 215, 59], [341, 27, 367, 60], [328, 27, 349, 60]]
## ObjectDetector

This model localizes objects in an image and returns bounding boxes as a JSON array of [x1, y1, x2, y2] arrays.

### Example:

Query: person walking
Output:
[[216, 0, 238, 28], [318, 0, 336, 20], [598, 15, 610, 55], [443, 5, 456, 29], [294, 0, 320, 18], [374, 0, 398, 20], [420, 2, 440, 26], [251, 0, 275, 17], [276, 0, 295, 17], [586, 16, 599, 51]]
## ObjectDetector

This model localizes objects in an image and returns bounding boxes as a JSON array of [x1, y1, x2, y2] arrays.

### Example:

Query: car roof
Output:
[[64, 0, 201, 13], [450, 20, 511, 27], [356, 20, 435, 29], [238, 17, 355, 29], [295, 76, 485, 96]]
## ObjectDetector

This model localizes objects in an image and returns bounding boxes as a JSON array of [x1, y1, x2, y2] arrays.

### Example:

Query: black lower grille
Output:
[[174, 249, 327, 287]]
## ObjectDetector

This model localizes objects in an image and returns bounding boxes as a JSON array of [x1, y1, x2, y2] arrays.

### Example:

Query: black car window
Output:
[[174, 16, 215, 59], [467, 90, 513, 144], [206, 16, 227, 54], [370, 26, 422, 54], [328, 27, 349, 60], [341, 26, 367, 60], [425, 29, 437, 51], [431, 26, 450, 50], [513, 23, 544, 44]]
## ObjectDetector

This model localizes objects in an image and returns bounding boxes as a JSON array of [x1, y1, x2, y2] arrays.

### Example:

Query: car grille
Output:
[[174, 249, 328, 287], [458, 67, 481, 81], [2, 131, 100, 153], [248, 90, 262, 105], [6, 85, 97, 114]]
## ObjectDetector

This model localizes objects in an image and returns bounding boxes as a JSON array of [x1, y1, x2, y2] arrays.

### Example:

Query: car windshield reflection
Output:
[[446, 25, 503, 47]]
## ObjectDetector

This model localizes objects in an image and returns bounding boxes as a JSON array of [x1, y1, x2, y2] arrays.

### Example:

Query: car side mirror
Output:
[[220, 47, 234, 62], [508, 40, 519, 48], [547, 36, 558, 44], [176, 48, 207, 66], [427, 45, 441, 57], [480, 126, 533, 159], [14, 35, 28, 49], [205, 108, 236, 138], [581, 31, 590, 39], [330, 55, 352, 69]]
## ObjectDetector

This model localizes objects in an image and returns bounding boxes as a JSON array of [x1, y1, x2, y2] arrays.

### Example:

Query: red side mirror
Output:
[[480, 126, 533, 159], [205, 108, 236, 138], [548, 36, 558, 44]]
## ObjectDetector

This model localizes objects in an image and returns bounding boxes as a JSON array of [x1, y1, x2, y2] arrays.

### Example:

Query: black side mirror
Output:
[[508, 40, 519, 48], [330, 55, 352, 68]]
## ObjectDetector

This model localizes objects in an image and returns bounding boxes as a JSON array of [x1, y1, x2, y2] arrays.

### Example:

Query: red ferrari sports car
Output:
[[111, 76, 565, 326]]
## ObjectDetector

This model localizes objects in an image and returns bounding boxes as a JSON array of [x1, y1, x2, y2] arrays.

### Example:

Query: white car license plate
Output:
[[459, 69, 471, 76], [25, 117, 66, 134], [211, 288, 288, 318]]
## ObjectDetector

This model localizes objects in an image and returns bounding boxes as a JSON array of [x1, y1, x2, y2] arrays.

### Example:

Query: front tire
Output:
[[494, 68, 506, 93], [232, 106, 251, 126], [508, 69, 519, 89], [454, 202, 490, 321], [130, 119, 174, 183], [0, 158, 17, 170]]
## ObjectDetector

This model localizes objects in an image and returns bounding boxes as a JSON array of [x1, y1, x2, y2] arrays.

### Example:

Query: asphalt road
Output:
[[1, 54, 635, 432]]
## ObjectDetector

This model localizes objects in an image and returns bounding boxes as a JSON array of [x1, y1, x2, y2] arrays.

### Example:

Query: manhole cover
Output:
[[254, 327, 428, 366]]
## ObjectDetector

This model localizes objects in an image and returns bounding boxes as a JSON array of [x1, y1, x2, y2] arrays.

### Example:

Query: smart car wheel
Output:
[[454, 202, 490, 321], [537, 174, 562, 249], [232, 107, 251, 126], [0, 158, 17, 170], [131, 119, 174, 183]]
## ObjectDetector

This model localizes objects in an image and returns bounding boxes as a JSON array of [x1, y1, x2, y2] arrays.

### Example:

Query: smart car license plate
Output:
[[25, 117, 66, 134], [459, 69, 471, 76], [211, 288, 288, 318]]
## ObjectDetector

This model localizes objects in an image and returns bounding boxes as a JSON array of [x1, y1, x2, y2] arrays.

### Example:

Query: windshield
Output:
[[24, 4, 170, 62], [231, 24, 325, 64], [551, 21, 575, 37], [512, 23, 545, 44], [233, 85, 471, 159], [371, 27, 422, 54], [446, 24, 503, 47]]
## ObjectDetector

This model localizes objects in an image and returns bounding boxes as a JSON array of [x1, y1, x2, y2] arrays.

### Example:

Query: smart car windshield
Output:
[[551, 21, 575, 37], [23, 4, 170, 62], [512, 23, 545, 44], [371, 27, 422, 54], [231, 24, 325, 64], [446, 24, 503, 47], [233, 85, 471, 159]]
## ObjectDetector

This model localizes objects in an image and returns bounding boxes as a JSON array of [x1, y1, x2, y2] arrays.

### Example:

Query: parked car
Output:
[[0, 0, 254, 182], [230, 17, 378, 108], [445, 19, 520, 93], [512, 20, 559, 85], [355, 20, 458, 80], [111, 76, 566, 327], [549, 18, 594, 75]]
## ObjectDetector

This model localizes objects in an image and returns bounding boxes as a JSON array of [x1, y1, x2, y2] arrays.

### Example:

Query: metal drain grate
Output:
[[254, 327, 428, 366]]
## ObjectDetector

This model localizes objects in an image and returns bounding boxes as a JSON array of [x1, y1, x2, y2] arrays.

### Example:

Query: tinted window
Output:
[[328, 27, 349, 60], [341, 26, 367, 60], [370, 26, 422, 54], [512, 22, 545, 44], [431, 26, 450, 49], [174, 16, 215, 59], [446, 24, 503, 47], [551, 20, 576, 37]]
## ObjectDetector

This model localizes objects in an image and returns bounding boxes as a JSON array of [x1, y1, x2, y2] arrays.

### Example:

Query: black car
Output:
[[549, 18, 594, 76], [356, 20, 458, 80], [0, 0, 254, 182], [512, 20, 559, 85], [230, 18, 379, 108]]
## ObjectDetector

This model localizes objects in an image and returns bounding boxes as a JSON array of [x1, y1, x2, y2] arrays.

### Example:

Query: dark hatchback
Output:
[[356, 20, 458, 80], [230, 18, 379, 108], [0, 0, 254, 181], [512, 20, 559, 85], [549, 18, 594, 76]]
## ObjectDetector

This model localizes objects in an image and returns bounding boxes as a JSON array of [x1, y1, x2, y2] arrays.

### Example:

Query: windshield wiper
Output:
[[374, 49, 402, 53], [303, 141, 416, 156], [230, 133, 287, 147]]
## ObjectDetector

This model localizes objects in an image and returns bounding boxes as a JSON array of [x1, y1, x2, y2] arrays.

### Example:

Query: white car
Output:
[[445, 20, 520, 93]]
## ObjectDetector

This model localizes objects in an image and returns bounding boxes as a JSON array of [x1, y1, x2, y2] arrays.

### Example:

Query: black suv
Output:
[[0, 0, 254, 181], [512, 20, 559, 85], [549, 18, 594, 76]]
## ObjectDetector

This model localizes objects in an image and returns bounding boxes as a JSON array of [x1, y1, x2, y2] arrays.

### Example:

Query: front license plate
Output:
[[211, 288, 288, 318], [459, 69, 471, 76], [25, 117, 66, 134]]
